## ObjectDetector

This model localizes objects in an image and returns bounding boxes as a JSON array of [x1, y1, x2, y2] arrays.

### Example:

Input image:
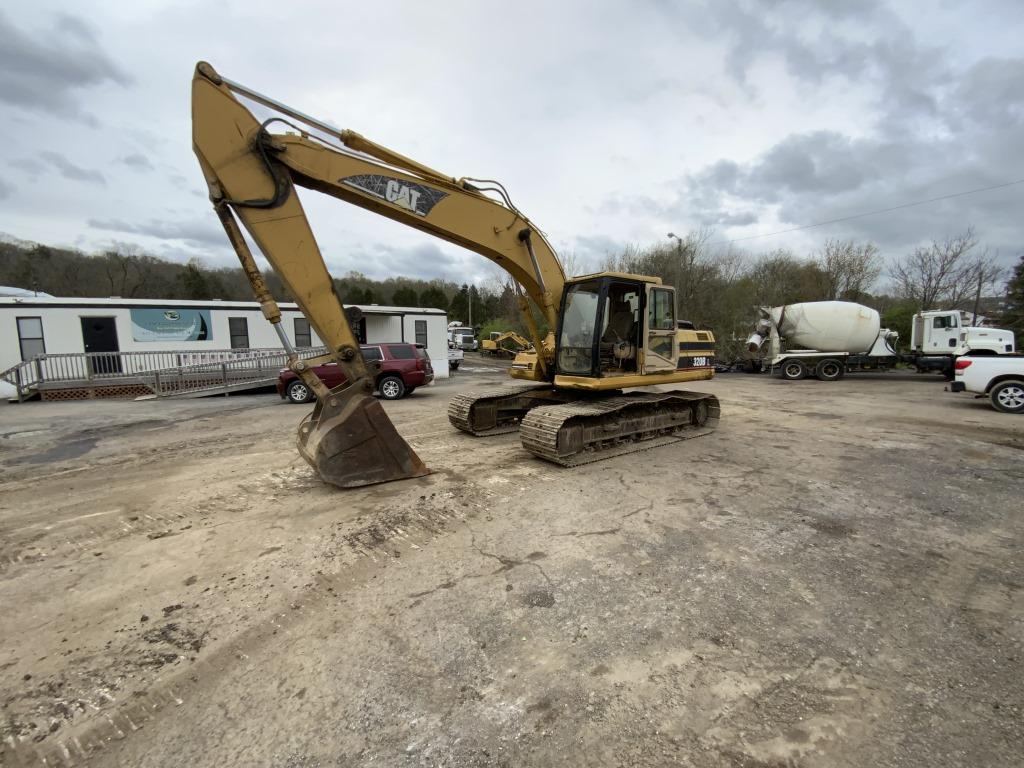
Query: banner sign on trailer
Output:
[[130, 309, 211, 342]]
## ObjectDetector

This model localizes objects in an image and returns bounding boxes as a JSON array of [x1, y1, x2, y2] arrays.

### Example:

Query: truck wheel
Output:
[[378, 375, 405, 400], [287, 380, 314, 404], [450, 361, 460, 371], [815, 358, 844, 382], [781, 360, 808, 381], [990, 380, 1024, 414]]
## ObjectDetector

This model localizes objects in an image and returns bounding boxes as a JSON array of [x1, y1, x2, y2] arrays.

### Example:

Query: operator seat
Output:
[[604, 305, 636, 343], [602, 300, 638, 368]]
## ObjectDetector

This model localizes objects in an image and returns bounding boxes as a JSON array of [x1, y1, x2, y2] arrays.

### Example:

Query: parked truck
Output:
[[447, 321, 478, 351], [747, 301, 1016, 381], [949, 356, 1024, 413], [447, 343, 464, 371]]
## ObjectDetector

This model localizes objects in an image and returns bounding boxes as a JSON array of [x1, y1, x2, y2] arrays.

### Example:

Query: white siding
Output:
[[366, 315, 402, 343]]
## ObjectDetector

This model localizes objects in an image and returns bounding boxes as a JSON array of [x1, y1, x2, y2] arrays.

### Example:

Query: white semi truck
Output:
[[447, 321, 478, 351], [747, 301, 1016, 381]]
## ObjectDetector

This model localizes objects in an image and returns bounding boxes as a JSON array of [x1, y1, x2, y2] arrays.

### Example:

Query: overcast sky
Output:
[[1, 0, 1022, 288]]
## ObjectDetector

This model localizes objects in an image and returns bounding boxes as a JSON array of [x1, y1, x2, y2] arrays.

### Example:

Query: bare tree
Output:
[[98, 246, 165, 298], [889, 228, 983, 310], [816, 239, 881, 301], [948, 250, 1005, 317], [557, 249, 585, 279]]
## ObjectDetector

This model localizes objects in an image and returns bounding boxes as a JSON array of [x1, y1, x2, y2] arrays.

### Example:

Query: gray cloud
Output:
[[0, 11, 130, 123], [88, 217, 226, 248], [680, 122, 1024, 264], [617, 10, 1024, 268], [40, 151, 105, 185], [570, 234, 627, 268], [9, 157, 46, 176], [0, 1, 1020, 287], [688, 0, 948, 129], [339, 241, 465, 282], [0, 177, 12, 200], [119, 153, 155, 172]]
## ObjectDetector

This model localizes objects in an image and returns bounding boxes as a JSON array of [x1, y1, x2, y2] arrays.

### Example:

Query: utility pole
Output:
[[972, 269, 983, 326]]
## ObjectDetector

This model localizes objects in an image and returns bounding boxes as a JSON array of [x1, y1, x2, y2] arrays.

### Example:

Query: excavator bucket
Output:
[[296, 388, 429, 488]]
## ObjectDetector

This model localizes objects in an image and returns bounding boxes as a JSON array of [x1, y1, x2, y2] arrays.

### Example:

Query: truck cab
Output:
[[912, 310, 1015, 356], [447, 323, 478, 351]]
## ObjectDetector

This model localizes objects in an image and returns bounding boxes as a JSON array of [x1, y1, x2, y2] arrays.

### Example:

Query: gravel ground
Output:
[[1, 363, 1022, 767]]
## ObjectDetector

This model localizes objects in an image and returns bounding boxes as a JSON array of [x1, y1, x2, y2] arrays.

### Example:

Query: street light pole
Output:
[[667, 231, 684, 259], [667, 232, 683, 262]]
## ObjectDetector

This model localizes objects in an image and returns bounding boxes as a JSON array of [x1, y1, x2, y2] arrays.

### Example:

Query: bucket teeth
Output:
[[297, 389, 428, 488]]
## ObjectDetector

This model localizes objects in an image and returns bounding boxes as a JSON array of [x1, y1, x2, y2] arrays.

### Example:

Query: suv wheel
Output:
[[287, 380, 314, 404], [378, 375, 406, 400], [990, 380, 1024, 414]]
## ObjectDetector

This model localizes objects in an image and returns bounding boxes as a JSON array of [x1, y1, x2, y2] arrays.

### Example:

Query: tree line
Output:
[[0, 240, 498, 322], [602, 227, 1019, 360], [2, 230, 1020, 360]]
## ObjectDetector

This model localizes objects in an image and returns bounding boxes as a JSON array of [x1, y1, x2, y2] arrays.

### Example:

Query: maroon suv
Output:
[[277, 343, 433, 404]]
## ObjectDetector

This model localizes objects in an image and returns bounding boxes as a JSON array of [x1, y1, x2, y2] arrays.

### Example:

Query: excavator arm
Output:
[[191, 62, 566, 487]]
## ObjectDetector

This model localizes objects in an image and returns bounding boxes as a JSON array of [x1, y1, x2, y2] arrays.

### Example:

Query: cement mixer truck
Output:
[[747, 301, 1015, 381]]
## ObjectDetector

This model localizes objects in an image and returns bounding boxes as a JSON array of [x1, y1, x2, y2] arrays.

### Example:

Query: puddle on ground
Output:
[[5, 437, 98, 466]]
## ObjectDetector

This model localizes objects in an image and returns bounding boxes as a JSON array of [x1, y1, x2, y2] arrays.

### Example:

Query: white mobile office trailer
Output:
[[0, 296, 450, 383]]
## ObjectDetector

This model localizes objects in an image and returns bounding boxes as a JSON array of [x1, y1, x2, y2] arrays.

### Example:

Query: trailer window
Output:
[[415, 319, 428, 346], [294, 317, 312, 348], [228, 317, 249, 349], [17, 317, 45, 361]]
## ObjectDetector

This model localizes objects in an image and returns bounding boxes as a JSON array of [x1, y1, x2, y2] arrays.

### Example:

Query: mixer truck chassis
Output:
[[749, 301, 1016, 383], [771, 351, 954, 381]]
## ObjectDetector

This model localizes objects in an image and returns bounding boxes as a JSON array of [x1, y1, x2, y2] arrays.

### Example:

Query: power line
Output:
[[711, 177, 1024, 245]]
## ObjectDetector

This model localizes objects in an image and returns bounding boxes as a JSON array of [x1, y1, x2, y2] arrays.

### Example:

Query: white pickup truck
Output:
[[951, 356, 1024, 413], [447, 344, 464, 371]]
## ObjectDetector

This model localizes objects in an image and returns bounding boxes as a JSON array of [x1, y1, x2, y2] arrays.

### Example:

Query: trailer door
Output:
[[80, 317, 122, 374]]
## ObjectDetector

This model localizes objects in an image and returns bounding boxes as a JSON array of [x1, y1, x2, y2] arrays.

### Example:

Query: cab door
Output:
[[644, 285, 677, 373], [927, 313, 960, 350]]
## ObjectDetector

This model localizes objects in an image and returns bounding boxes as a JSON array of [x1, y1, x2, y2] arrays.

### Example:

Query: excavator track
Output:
[[447, 383, 554, 436], [519, 390, 720, 467]]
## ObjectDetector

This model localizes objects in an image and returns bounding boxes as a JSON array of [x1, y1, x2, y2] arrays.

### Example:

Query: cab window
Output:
[[558, 281, 601, 375], [648, 289, 675, 330]]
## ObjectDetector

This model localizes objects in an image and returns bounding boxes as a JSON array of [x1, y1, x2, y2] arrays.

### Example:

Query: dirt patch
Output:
[[141, 622, 206, 654], [0, 377, 1022, 767]]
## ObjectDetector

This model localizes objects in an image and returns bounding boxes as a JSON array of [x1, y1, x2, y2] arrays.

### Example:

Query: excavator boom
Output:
[[192, 62, 564, 487]]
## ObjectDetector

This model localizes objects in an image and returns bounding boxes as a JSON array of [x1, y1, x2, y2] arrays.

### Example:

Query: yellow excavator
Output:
[[481, 331, 532, 358], [191, 62, 719, 488]]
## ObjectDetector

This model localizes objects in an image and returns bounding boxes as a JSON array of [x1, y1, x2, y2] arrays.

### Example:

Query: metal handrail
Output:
[[1, 346, 328, 399], [142, 346, 328, 397]]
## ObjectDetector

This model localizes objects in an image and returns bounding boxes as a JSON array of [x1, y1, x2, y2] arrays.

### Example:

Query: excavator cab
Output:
[[555, 273, 676, 380]]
